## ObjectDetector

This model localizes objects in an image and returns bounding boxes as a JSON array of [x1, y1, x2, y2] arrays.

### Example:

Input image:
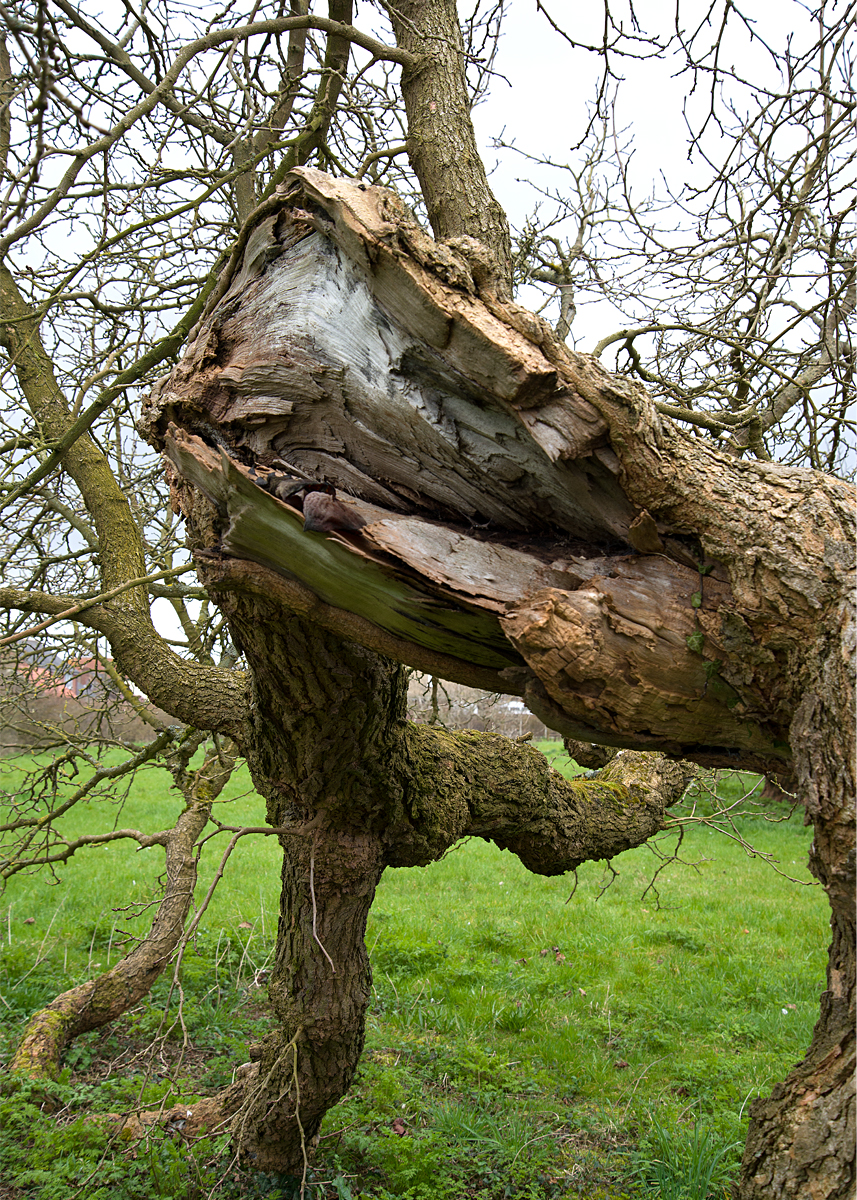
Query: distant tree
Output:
[[0, 3, 852, 1197]]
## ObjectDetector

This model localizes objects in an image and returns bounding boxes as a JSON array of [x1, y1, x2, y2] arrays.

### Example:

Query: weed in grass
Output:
[[490, 995, 536, 1032], [644, 929, 707, 954], [473, 921, 522, 954], [373, 935, 448, 976], [424, 1095, 498, 1145], [356, 1126, 458, 1198], [627, 1116, 741, 1199]]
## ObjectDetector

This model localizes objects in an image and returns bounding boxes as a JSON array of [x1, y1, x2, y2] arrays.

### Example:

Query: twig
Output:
[[310, 835, 336, 975], [0, 564, 194, 646], [291, 1037, 309, 1198], [594, 859, 619, 900], [564, 868, 579, 904]]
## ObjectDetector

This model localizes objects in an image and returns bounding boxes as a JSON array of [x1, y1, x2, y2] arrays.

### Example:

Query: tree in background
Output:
[[0, 3, 852, 1197]]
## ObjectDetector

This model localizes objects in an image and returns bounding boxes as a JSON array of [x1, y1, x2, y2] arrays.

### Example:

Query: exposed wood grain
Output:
[[163, 426, 521, 671], [147, 172, 854, 1194], [146, 170, 632, 540], [145, 169, 851, 777]]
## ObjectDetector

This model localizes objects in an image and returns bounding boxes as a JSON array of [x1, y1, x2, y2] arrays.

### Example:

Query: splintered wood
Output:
[[144, 167, 791, 773]]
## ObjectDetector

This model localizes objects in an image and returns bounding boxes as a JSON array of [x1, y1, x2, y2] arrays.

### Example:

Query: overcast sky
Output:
[[464, 0, 826, 344], [474, 0, 817, 213]]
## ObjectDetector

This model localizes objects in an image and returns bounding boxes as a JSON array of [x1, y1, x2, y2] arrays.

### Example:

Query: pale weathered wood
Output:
[[148, 169, 632, 539], [143, 167, 845, 776], [144, 169, 854, 1197]]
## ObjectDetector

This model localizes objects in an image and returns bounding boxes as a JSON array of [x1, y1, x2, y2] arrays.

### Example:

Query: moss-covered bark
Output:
[[0, 265, 247, 733], [204, 587, 696, 1172]]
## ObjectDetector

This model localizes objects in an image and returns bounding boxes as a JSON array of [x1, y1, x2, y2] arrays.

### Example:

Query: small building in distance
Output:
[[407, 673, 558, 741]]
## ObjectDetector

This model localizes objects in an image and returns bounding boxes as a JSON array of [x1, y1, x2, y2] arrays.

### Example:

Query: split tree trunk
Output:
[[144, 171, 855, 1195]]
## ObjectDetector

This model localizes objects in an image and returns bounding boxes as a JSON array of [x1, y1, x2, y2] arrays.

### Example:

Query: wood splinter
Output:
[[250, 467, 367, 533]]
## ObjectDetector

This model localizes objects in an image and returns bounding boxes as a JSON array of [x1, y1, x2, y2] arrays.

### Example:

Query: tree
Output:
[[0, 3, 853, 1197]]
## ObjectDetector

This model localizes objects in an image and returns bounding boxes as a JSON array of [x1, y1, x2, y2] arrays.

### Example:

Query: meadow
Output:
[[0, 744, 827, 1199]]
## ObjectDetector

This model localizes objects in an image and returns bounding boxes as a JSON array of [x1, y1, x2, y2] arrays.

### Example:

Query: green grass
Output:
[[0, 743, 827, 1198]]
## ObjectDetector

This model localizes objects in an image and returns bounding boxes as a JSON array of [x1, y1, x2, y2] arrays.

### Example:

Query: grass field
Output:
[[0, 743, 827, 1199]]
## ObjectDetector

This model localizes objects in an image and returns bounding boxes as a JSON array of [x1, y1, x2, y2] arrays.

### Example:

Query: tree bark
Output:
[[212, 606, 401, 1170], [144, 172, 855, 1192], [736, 648, 855, 1200], [383, 0, 512, 292], [152, 576, 690, 1172]]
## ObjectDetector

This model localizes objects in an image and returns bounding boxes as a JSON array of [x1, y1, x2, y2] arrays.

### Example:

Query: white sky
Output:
[[470, 0, 822, 345], [475, 0, 815, 206]]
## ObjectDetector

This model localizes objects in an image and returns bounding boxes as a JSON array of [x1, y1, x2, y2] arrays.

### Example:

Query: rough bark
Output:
[[736, 637, 855, 1200], [144, 170, 855, 1194], [150, 583, 690, 1172], [213, 607, 400, 1170], [383, 0, 512, 291], [10, 744, 236, 1078]]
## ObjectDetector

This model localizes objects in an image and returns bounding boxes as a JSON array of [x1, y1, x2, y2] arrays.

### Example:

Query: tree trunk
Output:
[[204, 584, 696, 1171], [213, 605, 402, 1170], [144, 171, 855, 1191], [737, 650, 855, 1200]]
